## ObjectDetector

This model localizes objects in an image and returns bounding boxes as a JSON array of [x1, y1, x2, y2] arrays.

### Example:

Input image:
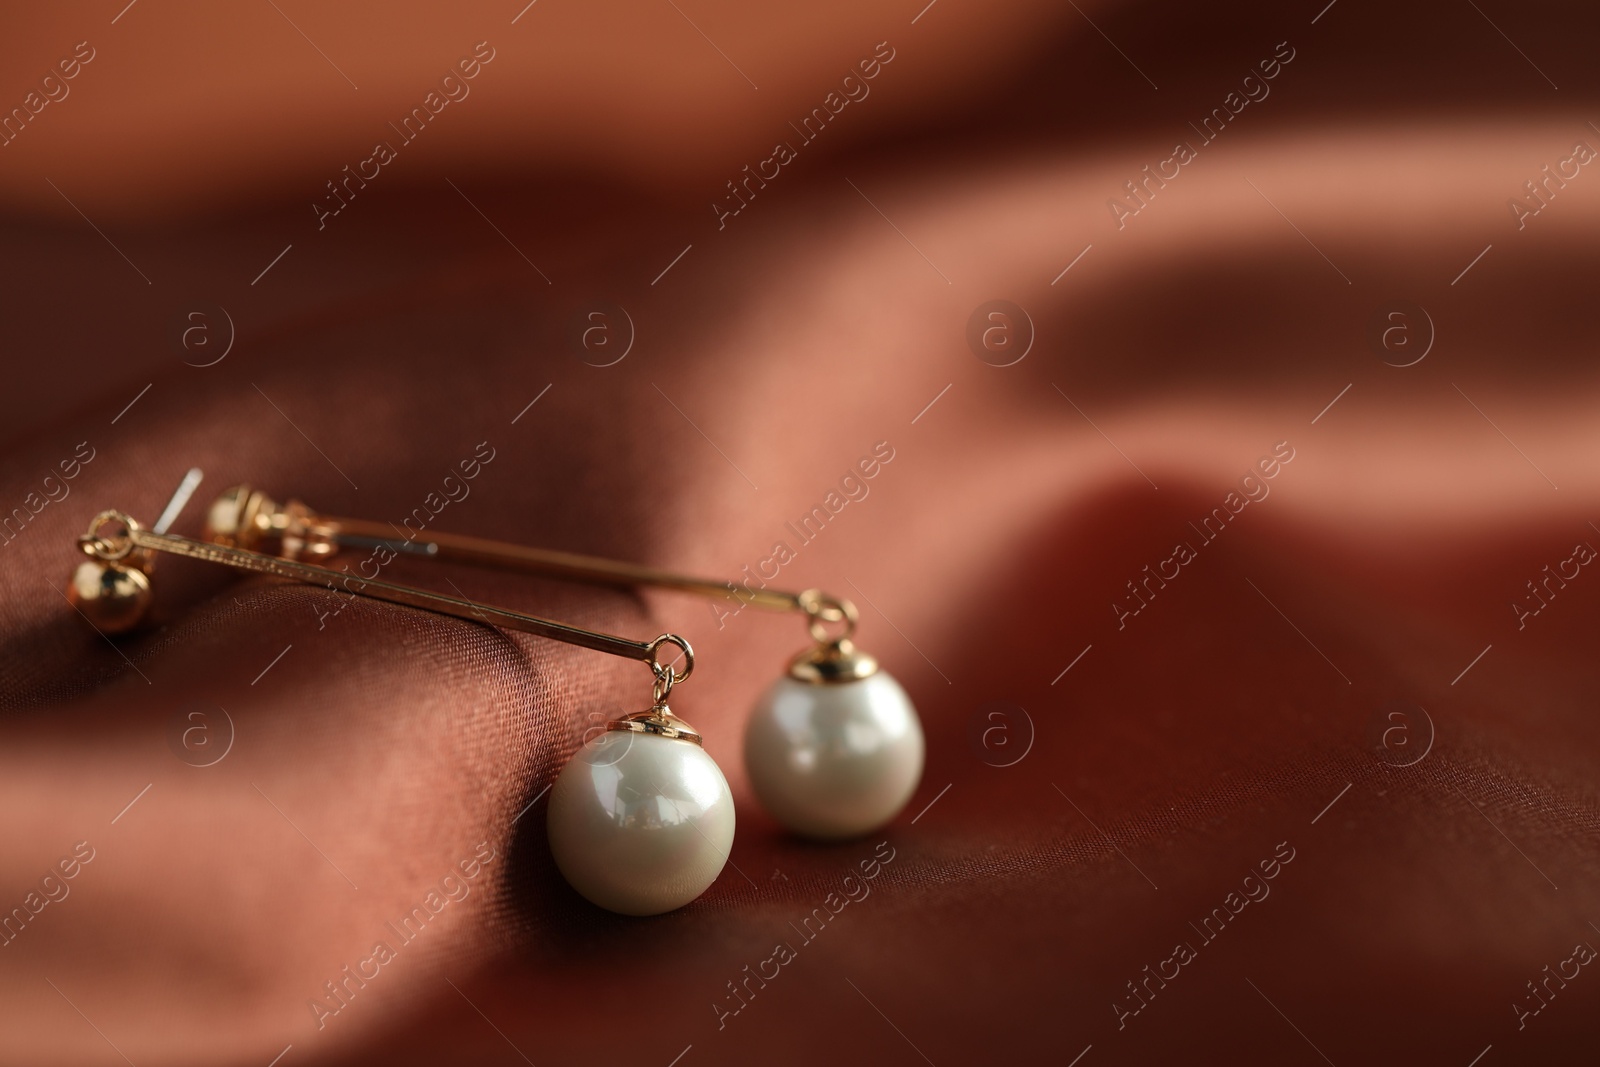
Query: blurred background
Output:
[[1, 1, 1597, 1063]]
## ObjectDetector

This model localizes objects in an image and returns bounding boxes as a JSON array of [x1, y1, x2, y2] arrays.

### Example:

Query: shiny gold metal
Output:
[[207, 485, 814, 614], [796, 588, 858, 644], [203, 486, 876, 680], [204, 485, 339, 561], [74, 510, 695, 683], [605, 647, 704, 744], [65, 559, 152, 635], [644, 633, 695, 697], [79, 510, 154, 569], [606, 707, 704, 746], [787, 639, 879, 684]]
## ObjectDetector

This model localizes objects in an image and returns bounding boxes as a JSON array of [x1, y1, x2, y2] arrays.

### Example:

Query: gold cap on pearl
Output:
[[603, 638, 703, 742], [606, 707, 704, 745], [787, 639, 879, 685]]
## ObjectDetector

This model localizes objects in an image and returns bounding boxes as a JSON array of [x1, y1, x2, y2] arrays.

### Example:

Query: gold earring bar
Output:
[[206, 486, 858, 632], [78, 510, 695, 686]]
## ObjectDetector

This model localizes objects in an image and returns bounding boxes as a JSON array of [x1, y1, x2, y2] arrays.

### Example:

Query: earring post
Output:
[[152, 468, 205, 535]]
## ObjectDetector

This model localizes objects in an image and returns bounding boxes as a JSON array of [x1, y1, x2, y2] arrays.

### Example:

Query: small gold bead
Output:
[[66, 560, 151, 634], [203, 485, 256, 546]]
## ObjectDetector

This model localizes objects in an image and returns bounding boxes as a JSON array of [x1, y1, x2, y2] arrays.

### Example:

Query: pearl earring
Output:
[[63, 477, 733, 917], [202, 485, 925, 840], [744, 590, 924, 840], [548, 640, 737, 915], [548, 636, 737, 916]]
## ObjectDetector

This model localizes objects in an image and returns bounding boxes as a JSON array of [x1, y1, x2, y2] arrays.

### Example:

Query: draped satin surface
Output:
[[0, 2, 1596, 1063]]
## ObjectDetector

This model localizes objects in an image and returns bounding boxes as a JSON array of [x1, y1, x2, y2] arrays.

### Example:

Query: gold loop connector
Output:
[[602, 633, 703, 742], [645, 633, 694, 704], [789, 589, 877, 684], [797, 588, 858, 645], [78, 511, 142, 562]]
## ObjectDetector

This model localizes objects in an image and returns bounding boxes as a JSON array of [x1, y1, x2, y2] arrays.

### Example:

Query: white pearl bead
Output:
[[547, 731, 735, 916], [744, 670, 924, 840]]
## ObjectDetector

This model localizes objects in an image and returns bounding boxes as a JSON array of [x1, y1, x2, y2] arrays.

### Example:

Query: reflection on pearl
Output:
[[547, 731, 734, 916], [744, 671, 924, 840]]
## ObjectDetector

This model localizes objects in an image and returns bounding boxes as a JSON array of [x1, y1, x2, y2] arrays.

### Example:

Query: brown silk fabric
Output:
[[1, 1, 1598, 1063]]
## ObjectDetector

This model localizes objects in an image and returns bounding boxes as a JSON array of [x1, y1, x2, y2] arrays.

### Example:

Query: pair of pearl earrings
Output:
[[64, 475, 924, 916]]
